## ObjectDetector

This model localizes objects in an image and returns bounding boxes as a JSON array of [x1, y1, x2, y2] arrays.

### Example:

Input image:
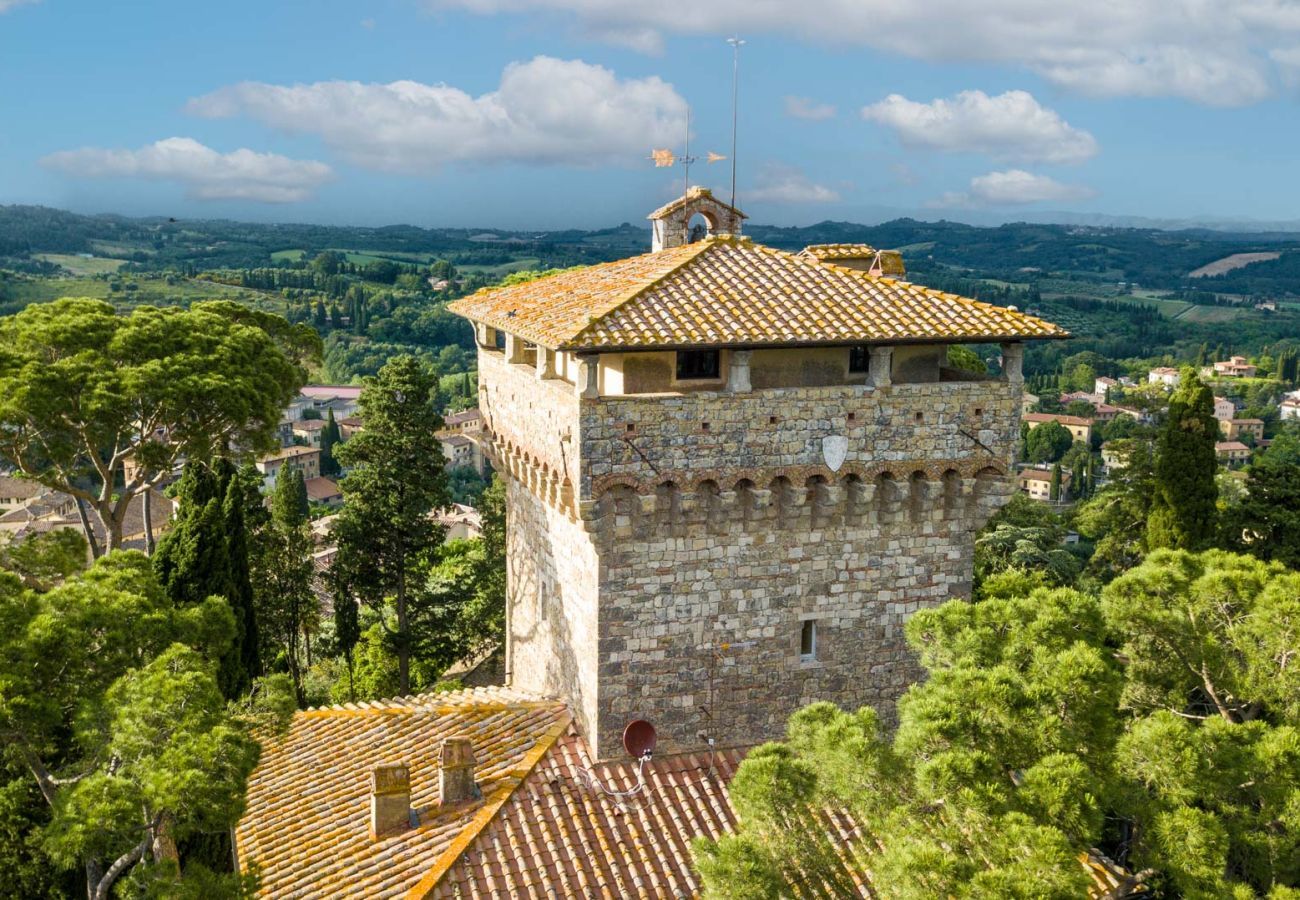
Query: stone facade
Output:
[[477, 345, 1022, 760]]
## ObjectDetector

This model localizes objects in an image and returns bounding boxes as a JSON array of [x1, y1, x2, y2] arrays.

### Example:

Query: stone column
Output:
[[576, 355, 600, 399], [726, 349, 753, 393], [505, 333, 527, 365], [474, 323, 497, 350], [868, 345, 894, 388], [1000, 342, 1024, 384], [536, 347, 558, 380]]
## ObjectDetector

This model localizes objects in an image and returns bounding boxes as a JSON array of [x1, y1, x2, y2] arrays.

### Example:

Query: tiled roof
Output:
[[443, 409, 482, 426], [799, 243, 877, 260], [240, 690, 1145, 899], [1024, 412, 1093, 427], [303, 476, 341, 501], [423, 733, 760, 899], [448, 236, 1067, 353], [235, 688, 569, 899], [0, 474, 43, 500]]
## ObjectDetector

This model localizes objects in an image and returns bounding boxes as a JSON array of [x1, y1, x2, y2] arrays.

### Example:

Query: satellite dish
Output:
[[622, 719, 657, 760]]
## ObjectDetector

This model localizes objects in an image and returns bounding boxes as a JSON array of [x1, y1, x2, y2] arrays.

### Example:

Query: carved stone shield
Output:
[[822, 435, 848, 472]]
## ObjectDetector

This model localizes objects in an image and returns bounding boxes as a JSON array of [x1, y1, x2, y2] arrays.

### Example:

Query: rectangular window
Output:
[[800, 619, 818, 662], [676, 349, 720, 381], [848, 345, 869, 373]]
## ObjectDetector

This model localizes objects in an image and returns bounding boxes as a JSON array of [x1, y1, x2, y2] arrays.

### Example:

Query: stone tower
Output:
[[449, 191, 1067, 760]]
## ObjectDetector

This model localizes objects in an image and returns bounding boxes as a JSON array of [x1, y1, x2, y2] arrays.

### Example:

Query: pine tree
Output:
[[1148, 368, 1218, 550]]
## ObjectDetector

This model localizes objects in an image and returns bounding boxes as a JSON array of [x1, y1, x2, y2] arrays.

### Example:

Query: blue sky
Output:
[[4, 0, 1300, 228]]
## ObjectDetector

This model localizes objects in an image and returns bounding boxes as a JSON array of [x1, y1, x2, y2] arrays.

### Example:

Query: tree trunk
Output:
[[75, 498, 103, 560], [396, 564, 409, 695], [142, 488, 155, 556]]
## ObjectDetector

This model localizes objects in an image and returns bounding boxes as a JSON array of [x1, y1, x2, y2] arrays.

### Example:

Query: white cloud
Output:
[[745, 164, 841, 203], [862, 90, 1097, 165], [187, 56, 687, 173], [426, 0, 1298, 105], [40, 137, 334, 203], [784, 96, 836, 120], [0, 0, 40, 12], [933, 169, 1096, 208]]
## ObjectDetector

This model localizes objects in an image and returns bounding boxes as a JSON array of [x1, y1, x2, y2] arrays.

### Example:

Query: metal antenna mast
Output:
[[681, 107, 695, 196], [726, 36, 745, 209]]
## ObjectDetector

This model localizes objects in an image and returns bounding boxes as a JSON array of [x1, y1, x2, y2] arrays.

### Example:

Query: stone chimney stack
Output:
[[439, 738, 481, 806], [369, 763, 412, 840]]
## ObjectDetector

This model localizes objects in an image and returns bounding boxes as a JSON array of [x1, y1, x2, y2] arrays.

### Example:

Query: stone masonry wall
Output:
[[477, 345, 1022, 760], [576, 380, 1018, 758]]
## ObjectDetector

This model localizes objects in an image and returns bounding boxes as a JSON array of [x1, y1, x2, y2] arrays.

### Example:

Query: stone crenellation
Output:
[[476, 347, 1023, 759]]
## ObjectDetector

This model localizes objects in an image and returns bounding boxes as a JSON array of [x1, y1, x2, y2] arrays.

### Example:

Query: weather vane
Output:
[[649, 107, 726, 197], [648, 38, 744, 203]]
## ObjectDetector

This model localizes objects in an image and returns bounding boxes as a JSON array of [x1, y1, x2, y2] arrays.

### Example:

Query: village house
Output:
[[338, 415, 364, 439], [1147, 366, 1181, 388], [437, 432, 485, 475], [1094, 375, 1119, 396], [233, 187, 1078, 898], [442, 407, 483, 435], [1017, 466, 1069, 502], [1281, 398, 1300, 421], [298, 384, 363, 418], [1216, 441, 1252, 468], [0, 485, 174, 554], [1023, 411, 1093, 444], [1220, 418, 1265, 442], [304, 476, 343, 508], [292, 418, 327, 448], [1020, 391, 1039, 414], [1213, 396, 1237, 421], [1213, 356, 1258, 378], [1100, 442, 1129, 474], [255, 446, 321, 490], [0, 474, 43, 510]]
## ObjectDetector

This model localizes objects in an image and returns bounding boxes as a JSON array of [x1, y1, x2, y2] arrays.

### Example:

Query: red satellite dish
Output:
[[622, 719, 657, 759]]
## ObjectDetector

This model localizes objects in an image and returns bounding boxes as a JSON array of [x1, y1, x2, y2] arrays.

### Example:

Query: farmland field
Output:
[[34, 253, 126, 275]]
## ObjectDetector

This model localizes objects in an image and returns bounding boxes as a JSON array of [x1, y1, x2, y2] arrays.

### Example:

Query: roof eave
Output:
[[557, 331, 1071, 355]]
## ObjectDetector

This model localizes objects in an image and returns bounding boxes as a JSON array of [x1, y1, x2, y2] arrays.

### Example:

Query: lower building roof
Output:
[[237, 687, 1146, 899]]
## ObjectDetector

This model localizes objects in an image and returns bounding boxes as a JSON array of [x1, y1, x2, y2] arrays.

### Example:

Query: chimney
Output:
[[439, 738, 481, 806], [369, 762, 412, 840]]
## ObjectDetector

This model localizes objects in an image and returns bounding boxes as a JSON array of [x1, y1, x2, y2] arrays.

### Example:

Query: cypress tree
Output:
[[320, 409, 342, 478], [1148, 368, 1218, 550], [153, 460, 262, 697], [313, 299, 327, 329], [221, 461, 265, 695], [271, 467, 310, 524], [1050, 463, 1062, 502]]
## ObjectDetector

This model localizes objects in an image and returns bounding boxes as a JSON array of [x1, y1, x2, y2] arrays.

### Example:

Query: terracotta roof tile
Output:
[[235, 687, 568, 899], [243, 696, 1144, 899], [449, 237, 1066, 352]]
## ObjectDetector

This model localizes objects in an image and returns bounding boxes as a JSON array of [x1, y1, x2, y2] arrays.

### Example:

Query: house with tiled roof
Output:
[[1023, 411, 1094, 444], [237, 189, 1084, 897]]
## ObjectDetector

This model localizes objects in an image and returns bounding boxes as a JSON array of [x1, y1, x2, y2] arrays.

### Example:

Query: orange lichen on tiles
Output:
[[234, 686, 567, 900], [448, 236, 1068, 353]]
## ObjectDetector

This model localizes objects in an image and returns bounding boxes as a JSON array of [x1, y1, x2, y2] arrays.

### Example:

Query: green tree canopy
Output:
[[0, 299, 318, 555], [697, 550, 1300, 899], [0, 552, 293, 898], [1025, 421, 1074, 463]]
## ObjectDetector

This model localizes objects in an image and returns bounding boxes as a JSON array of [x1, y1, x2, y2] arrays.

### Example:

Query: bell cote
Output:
[[648, 186, 747, 252]]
